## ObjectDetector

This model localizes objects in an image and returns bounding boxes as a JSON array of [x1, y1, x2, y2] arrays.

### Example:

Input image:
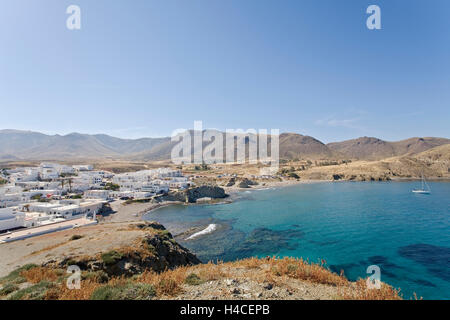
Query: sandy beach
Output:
[[102, 200, 180, 223]]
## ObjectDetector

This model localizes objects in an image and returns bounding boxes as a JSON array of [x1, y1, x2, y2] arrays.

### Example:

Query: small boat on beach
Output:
[[412, 174, 431, 194]]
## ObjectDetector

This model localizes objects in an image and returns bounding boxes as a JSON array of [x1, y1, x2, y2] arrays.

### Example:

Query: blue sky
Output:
[[0, 0, 449, 142]]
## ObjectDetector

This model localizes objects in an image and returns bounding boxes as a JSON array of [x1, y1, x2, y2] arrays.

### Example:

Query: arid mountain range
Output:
[[0, 129, 448, 162]]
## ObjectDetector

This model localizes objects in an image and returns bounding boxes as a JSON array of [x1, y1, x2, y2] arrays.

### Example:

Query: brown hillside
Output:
[[279, 133, 336, 160], [327, 136, 450, 160]]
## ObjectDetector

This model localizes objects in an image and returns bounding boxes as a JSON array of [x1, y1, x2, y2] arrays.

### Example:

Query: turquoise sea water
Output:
[[144, 182, 450, 300]]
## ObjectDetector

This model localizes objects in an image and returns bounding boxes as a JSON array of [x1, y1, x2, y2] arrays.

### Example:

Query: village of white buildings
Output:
[[0, 163, 191, 242]]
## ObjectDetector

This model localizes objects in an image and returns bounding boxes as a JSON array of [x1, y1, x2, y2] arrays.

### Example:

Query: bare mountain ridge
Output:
[[0, 129, 448, 161], [327, 136, 450, 160]]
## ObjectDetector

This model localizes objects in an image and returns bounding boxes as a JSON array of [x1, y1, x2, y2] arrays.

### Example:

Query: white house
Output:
[[0, 193, 24, 208], [73, 165, 93, 172], [39, 168, 59, 180], [0, 208, 25, 232], [84, 190, 110, 200]]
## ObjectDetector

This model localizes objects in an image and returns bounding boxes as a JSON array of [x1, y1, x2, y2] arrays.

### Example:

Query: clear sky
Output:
[[0, 0, 449, 142]]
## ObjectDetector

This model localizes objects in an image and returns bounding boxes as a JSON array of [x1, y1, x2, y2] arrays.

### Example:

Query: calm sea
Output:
[[144, 181, 450, 300]]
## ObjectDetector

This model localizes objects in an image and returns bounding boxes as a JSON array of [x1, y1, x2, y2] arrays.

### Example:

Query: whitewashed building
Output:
[[0, 208, 25, 232], [73, 165, 93, 171], [84, 190, 110, 200]]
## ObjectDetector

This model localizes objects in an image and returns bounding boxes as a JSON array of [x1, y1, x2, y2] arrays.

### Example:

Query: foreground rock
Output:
[[0, 221, 402, 300], [44, 222, 201, 276]]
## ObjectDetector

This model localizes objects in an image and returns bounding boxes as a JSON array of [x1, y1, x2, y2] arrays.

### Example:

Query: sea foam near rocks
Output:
[[186, 224, 217, 240]]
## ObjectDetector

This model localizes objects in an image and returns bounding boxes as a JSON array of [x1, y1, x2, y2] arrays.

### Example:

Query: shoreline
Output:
[[103, 200, 182, 223], [105, 177, 449, 226]]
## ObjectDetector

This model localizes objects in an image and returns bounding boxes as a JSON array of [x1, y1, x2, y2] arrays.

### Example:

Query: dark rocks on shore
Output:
[[164, 185, 227, 203], [238, 181, 251, 188], [224, 177, 236, 187], [238, 178, 258, 189], [333, 174, 391, 182]]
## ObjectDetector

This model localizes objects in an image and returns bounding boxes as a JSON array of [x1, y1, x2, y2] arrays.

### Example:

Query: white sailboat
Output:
[[412, 174, 431, 194]]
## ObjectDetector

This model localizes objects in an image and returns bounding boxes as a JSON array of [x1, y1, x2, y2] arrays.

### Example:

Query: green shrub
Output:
[[287, 264, 298, 274], [156, 229, 172, 239], [31, 194, 42, 200], [0, 283, 19, 296], [8, 281, 53, 300], [90, 283, 156, 300], [142, 242, 156, 255], [104, 183, 120, 191], [184, 273, 203, 286], [101, 251, 123, 265], [82, 271, 109, 283], [0, 264, 38, 285], [69, 235, 83, 241]]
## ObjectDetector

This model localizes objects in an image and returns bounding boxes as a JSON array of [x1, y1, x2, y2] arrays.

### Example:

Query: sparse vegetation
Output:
[[20, 266, 63, 284], [2, 256, 402, 300], [82, 271, 109, 283], [184, 273, 204, 286], [8, 281, 54, 300], [124, 198, 152, 205], [0, 264, 38, 285], [104, 182, 120, 191], [0, 283, 19, 296], [30, 194, 43, 201], [91, 282, 156, 300], [194, 163, 210, 171], [101, 250, 123, 265], [59, 172, 77, 178]]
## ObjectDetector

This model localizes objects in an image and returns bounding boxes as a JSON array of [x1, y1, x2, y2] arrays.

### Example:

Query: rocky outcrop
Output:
[[237, 178, 258, 188], [224, 177, 236, 187], [346, 174, 391, 182], [44, 222, 201, 276], [164, 186, 227, 203], [330, 173, 391, 182]]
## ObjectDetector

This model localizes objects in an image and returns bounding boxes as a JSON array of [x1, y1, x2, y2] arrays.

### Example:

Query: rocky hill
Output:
[[0, 130, 171, 160], [291, 144, 450, 181], [1, 129, 447, 162], [0, 221, 401, 300], [327, 137, 450, 160], [279, 133, 337, 160]]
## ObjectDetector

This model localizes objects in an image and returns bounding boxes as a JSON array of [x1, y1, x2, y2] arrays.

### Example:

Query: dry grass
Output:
[[233, 257, 261, 269], [197, 262, 229, 281], [10, 257, 402, 300], [339, 279, 402, 300], [50, 279, 101, 300], [21, 267, 62, 284], [139, 267, 188, 296], [267, 257, 348, 286]]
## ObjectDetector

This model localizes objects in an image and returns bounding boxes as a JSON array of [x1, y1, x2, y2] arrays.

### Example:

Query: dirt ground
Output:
[[0, 222, 146, 277]]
